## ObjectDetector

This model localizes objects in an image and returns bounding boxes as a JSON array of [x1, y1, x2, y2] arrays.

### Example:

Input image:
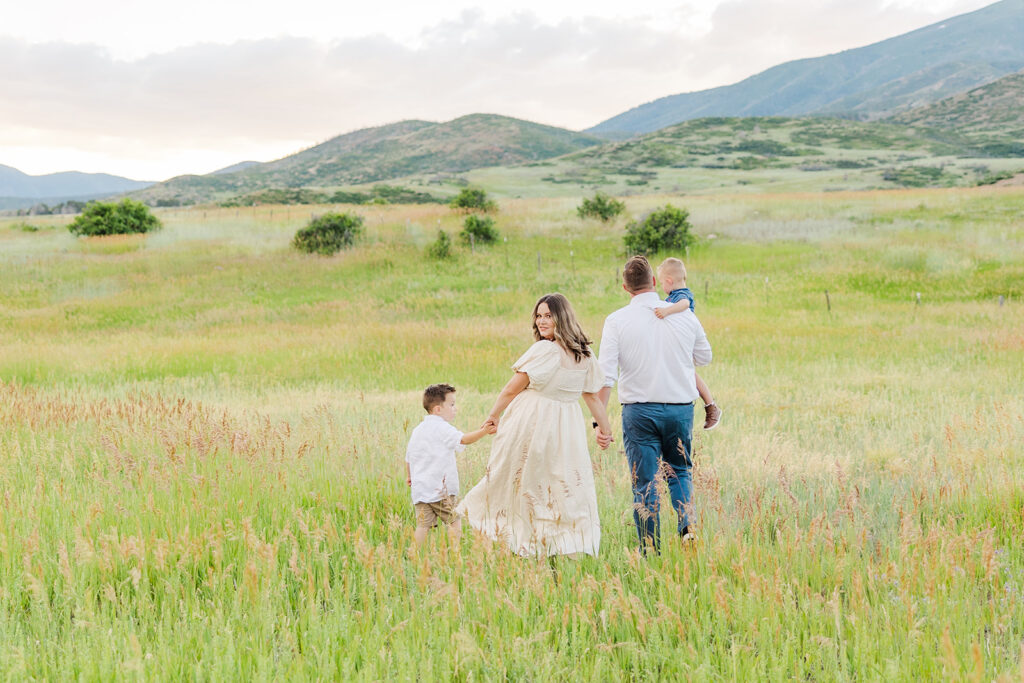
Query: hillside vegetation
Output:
[[888, 70, 1024, 157], [460, 115, 1024, 197], [134, 115, 603, 206]]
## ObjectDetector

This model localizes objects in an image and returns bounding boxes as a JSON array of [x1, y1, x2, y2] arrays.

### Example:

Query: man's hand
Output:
[[595, 427, 614, 450]]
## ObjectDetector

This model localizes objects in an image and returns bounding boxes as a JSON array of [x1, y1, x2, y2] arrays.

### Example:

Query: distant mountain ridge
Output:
[[0, 164, 152, 201], [210, 161, 260, 175], [133, 114, 604, 204], [589, 0, 1024, 136]]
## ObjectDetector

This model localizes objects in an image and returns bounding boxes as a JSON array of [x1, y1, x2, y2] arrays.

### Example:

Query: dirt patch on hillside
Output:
[[993, 172, 1024, 187]]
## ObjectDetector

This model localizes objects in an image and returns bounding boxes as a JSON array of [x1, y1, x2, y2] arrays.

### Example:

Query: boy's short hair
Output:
[[622, 256, 654, 293], [657, 257, 687, 283], [423, 383, 455, 412]]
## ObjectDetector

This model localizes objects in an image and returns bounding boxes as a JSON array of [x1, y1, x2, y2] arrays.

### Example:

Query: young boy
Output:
[[654, 257, 722, 430], [405, 383, 495, 546]]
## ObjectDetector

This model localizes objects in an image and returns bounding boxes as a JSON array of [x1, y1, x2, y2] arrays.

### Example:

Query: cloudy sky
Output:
[[1, 0, 995, 181]]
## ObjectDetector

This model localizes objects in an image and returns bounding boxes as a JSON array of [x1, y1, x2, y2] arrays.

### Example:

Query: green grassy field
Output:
[[1, 187, 1023, 679]]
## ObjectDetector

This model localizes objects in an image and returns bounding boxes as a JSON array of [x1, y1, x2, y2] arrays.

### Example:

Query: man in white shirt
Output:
[[596, 256, 712, 553]]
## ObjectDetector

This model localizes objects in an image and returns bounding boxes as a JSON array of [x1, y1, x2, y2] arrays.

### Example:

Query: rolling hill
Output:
[[133, 115, 604, 205], [886, 69, 1024, 156], [458, 113, 1024, 198], [588, 0, 1024, 136]]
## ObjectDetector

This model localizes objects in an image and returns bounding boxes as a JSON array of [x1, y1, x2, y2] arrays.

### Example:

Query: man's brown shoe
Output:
[[703, 403, 722, 431]]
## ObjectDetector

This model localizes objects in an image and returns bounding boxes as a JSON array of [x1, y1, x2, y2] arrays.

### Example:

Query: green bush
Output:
[[577, 192, 626, 222], [427, 230, 453, 259], [67, 199, 161, 236], [449, 187, 497, 213], [624, 204, 694, 255], [11, 222, 43, 233], [976, 170, 1018, 186], [292, 212, 364, 255], [460, 215, 499, 244], [882, 166, 948, 188]]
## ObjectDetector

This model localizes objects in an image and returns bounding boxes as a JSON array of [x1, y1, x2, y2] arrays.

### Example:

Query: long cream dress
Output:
[[458, 340, 603, 557]]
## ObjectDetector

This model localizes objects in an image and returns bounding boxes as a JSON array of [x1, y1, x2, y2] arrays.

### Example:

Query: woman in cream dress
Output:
[[457, 293, 613, 557]]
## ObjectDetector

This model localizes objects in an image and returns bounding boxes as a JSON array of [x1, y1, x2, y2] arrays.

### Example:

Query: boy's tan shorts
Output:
[[415, 495, 460, 528]]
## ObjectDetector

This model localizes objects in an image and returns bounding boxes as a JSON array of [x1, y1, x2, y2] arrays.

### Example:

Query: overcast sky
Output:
[[0, 0, 995, 181]]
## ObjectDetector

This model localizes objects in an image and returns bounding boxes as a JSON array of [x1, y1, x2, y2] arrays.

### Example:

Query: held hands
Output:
[[593, 426, 614, 450], [482, 416, 499, 434]]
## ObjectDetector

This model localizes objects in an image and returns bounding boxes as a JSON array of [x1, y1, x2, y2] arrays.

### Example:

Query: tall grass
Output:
[[1, 187, 1022, 678]]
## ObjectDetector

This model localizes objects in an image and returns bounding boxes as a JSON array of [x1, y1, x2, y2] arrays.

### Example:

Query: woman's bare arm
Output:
[[486, 372, 530, 426], [582, 391, 614, 449]]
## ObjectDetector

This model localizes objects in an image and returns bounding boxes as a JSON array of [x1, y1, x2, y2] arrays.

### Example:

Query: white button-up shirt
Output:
[[405, 415, 465, 503], [598, 291, 712, 404]]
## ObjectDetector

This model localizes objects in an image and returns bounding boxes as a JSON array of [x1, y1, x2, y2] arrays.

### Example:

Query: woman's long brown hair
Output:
[[532, 293, 592, 362]]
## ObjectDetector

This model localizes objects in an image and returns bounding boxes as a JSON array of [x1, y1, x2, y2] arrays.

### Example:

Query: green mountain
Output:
[[886, 69, 1024, 156], [588, 0, 1024, 136], [459, 114, 1023, 197], [566, 115, 974, 173], [134, 115, 603, 205]]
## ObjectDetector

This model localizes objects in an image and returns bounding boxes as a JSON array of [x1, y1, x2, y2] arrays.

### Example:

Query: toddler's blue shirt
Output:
[[666, 287, 695, 312]]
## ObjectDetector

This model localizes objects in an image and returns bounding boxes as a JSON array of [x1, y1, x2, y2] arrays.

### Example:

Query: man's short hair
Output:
[[656, 257, 686, 283], [423, 383, 455, 412], [623, 256, 654, 293]]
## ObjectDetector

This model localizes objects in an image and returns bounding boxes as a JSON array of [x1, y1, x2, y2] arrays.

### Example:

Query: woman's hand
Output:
[[483, 372, 528, 433], [582, 391, 614, 450]]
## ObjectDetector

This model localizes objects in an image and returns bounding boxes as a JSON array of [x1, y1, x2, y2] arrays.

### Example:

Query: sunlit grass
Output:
[[1, 186, 1022, 678]]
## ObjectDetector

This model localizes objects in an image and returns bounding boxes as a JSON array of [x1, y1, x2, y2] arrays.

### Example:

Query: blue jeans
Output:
[[621, 402, 694, 553]]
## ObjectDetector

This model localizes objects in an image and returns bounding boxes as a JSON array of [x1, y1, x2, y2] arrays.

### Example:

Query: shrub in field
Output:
[[577, 192, 626, 222], [292, 212, 364, 255], [11, 221, 44, 232], [427, 230, 453, 259], [624, 204, 694, 255], [221, 188, 328, 207], [67, 199, 161, 236], [460, 215, 499, 244], [882, 166, 949, 188], [449, 187, 497, 213]]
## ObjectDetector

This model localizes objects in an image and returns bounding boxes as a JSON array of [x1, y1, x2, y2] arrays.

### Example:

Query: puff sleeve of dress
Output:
[[582, 353, 604, 394], [511, 340, 561, 390]]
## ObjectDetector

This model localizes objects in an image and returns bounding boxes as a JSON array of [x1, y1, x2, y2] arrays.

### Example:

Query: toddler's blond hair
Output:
[[656, 257, 687, 284]]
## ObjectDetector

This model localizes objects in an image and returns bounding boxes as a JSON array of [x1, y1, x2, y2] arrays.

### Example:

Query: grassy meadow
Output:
[[1, 187, 1023, 679]]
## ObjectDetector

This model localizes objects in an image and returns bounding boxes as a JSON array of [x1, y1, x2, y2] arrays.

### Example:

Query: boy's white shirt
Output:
[[406, 414, 465, 504]]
